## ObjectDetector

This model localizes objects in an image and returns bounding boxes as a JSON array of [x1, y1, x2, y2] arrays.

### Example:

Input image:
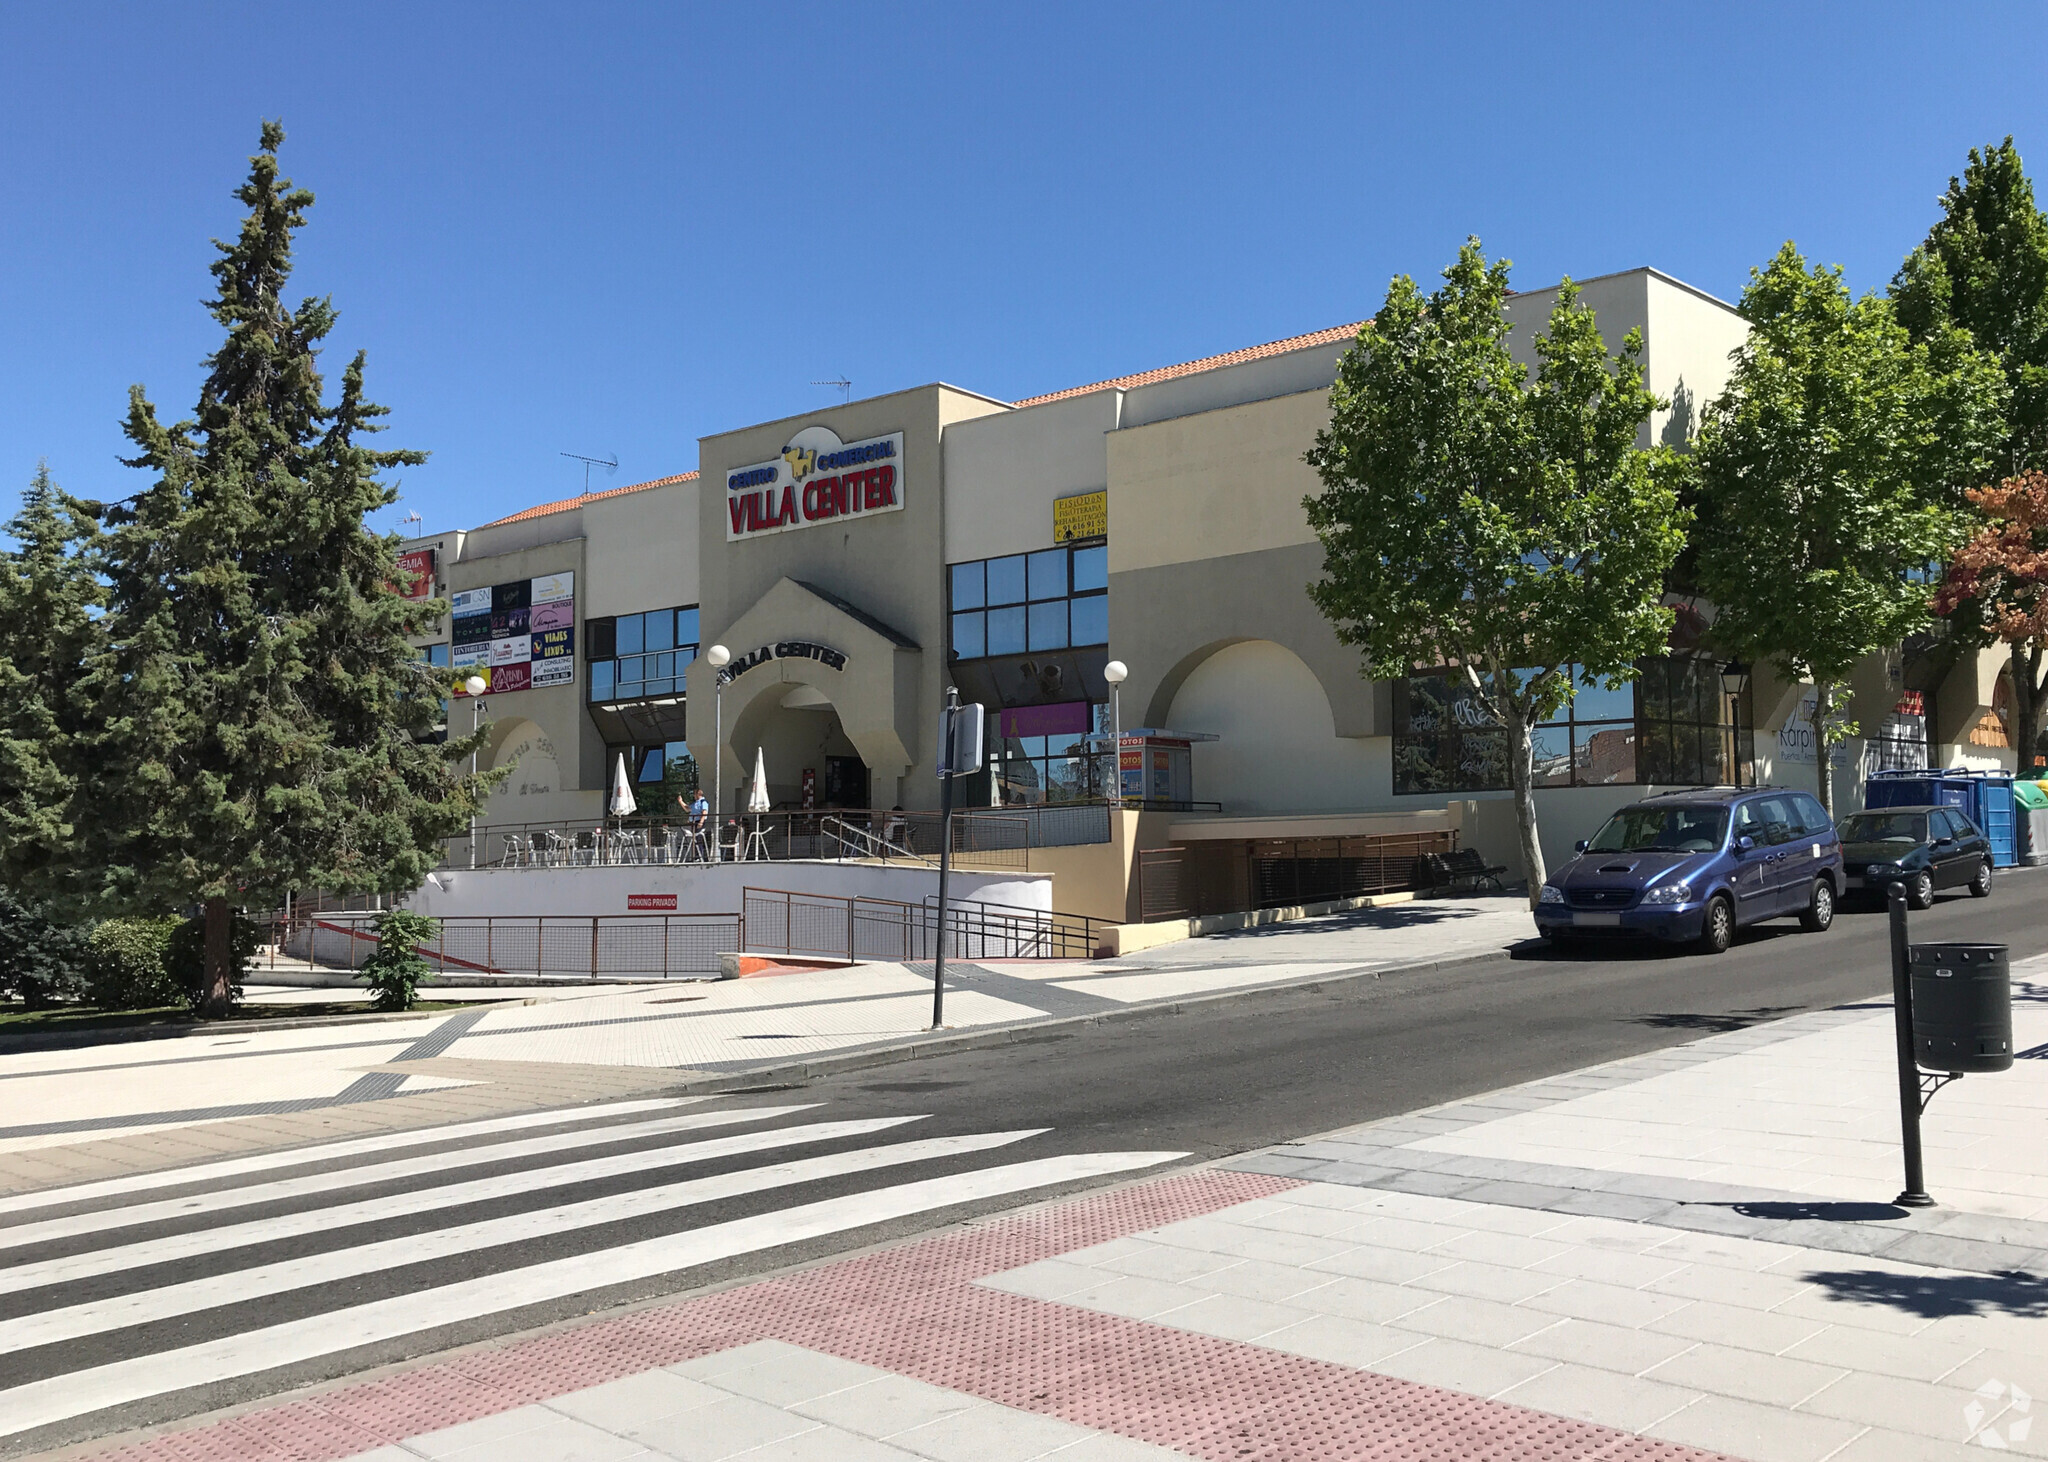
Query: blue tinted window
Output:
[[676, 644, 696, 671], [1574, 677, 1633, 723], [986, 555, 1027, 606], [1028, 599, 1067, 651], [589, 660, 614, 700], [645, 612, 674, 653], [1069, 594, 1108, 646], [677, 607, 700, 645], [617, 614, 644, 655], [951, 561, 985, 610], [653, 652, 674, 679], [986, 605, 1026, 656], [951, 611, 985, 659], [1027, 549, 1067, 601], [619, 656, 644, 682], [643, 677, 673, 696], [427, 643, 451, 667], [640, 746, 664, 782], [1072, 544, 1107, 593]]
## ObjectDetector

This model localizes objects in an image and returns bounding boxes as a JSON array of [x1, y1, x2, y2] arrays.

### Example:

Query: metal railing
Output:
[[445, 809, 1036, 871], [291, 912, 742, 979], [740, 886, 1110, 963]]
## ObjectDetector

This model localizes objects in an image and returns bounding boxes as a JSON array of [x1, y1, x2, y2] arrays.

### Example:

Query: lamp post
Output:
[[1719, 660, 1750, 788], [1104, 660, 1128, 807], [705, 645, 731, 860], [464, 676, 489, 867]]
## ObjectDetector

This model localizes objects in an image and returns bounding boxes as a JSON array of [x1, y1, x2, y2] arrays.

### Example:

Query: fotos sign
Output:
[[726, 426, 903, 541], [452, 572, 574, 695]]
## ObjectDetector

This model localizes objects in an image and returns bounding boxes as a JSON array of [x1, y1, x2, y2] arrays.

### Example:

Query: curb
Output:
[[0, 999, 536, 1055], [665, 944, 1522, 1094]]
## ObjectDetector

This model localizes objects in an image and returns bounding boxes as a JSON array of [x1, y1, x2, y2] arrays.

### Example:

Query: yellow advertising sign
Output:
[[1053, 490, 1107, 543]]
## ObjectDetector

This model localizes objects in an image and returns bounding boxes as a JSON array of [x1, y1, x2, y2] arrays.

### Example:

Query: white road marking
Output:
[[0, 1097, 703, 1218], [0, 1149, 1186, 1438], [0, 1116, 920, 1299], [0, 1105, 815, 1254], [0, 1126, 1021, 1355]]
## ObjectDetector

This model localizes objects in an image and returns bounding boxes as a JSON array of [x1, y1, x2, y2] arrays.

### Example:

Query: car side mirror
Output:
[[1935, 835, 1955, 846], [1574, 840, 1589, 854], [1735, 835, 1755, 854]]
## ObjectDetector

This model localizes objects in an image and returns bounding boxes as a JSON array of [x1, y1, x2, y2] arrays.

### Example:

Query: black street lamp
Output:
[[1719, 660, 1750, 787]]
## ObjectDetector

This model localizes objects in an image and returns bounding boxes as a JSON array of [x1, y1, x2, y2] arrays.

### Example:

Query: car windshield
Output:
[[1838, 812, 1927, 844], [1586, 806, 1728, 853]]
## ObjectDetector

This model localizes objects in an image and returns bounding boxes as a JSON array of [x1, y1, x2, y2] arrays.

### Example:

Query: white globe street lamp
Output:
[[1103, 660, 1128, 807], [705, 645, 732, 860], [464, 676, 490, 867]]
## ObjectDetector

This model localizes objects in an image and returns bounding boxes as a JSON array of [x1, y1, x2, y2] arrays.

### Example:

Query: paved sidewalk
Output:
[[0, 897, 1530, 1189], [56, 959, 2047, 1461]]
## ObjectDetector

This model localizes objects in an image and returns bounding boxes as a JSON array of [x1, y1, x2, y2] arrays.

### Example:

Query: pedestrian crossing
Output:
[[0, 1093, 1184, 1446]]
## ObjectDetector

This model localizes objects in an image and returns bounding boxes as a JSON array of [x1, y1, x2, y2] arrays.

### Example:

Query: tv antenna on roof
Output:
[[561, 451, 619, 494], [400, 510, 422, 534], [813, 376, 852, 403]]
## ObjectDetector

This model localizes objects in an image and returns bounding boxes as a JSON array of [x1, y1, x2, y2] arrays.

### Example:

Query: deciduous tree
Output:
[[1305, 241, 1687, 899], [1692, 243, 2007, 812], [1936, 470, 2048, 766]]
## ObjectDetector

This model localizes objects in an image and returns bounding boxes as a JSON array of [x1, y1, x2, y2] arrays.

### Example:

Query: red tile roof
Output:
[[1010, 320, 1367, 408], [479, 471, 698, 528], [477, 320, 1370, 527]]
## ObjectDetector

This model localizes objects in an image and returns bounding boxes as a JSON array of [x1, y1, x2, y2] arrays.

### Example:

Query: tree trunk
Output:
[[1810, 682, 1835, 816], [2014, 641, 2047, 773], [200, 895, 234, 1018], [1504, 704, 1547, 907]]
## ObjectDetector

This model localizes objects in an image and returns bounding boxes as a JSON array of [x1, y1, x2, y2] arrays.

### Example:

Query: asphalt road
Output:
[[9, 872, 2042, 1453]]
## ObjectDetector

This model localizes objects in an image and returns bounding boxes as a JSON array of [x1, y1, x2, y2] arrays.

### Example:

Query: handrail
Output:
[[820, 815, 934, 866]]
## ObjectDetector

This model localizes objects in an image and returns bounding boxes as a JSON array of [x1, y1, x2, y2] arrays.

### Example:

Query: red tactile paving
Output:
[[80, 1170, 1735, 1462]]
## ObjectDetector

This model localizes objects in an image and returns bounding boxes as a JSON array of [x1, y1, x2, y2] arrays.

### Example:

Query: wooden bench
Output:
[[1425, 847, 1508, 892]]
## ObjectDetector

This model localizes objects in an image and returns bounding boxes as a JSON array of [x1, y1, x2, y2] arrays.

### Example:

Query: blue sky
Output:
[[5, 2, 2047, 536]]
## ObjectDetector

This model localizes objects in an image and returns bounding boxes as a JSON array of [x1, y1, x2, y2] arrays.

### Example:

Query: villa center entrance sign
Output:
[[726, 425, 903, 540], [716, 639, 848, 685]]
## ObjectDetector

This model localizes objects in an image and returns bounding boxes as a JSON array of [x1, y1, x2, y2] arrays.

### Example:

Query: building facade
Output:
[[404, 266, 2023, 887]]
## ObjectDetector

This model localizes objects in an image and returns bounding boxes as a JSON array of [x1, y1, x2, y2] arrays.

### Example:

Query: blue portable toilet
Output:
[[1865, 769, 2018, 868]]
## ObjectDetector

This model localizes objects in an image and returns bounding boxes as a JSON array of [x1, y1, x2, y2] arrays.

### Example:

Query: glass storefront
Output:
[[1393, 655, 1747, 794], [586, 605, 700, 704]]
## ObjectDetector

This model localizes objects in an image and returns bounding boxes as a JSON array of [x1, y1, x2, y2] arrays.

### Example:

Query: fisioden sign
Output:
[[726, 425, 902, 540]]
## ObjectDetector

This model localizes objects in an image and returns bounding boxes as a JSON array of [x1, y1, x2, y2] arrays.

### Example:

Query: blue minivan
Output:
[[1535, 787, 1845, 954]]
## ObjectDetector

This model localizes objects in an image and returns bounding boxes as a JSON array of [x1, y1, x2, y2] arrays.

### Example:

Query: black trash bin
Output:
[[1910, 942, 2014, 1073]]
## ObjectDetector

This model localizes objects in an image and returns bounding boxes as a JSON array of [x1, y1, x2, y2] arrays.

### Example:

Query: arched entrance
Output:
[[728, 683, 871, 812], [1165, 640, 1374, 813]]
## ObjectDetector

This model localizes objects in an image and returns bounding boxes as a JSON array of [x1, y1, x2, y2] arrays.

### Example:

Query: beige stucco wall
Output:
[[942, 390, 1117, 564], [1105, 388, 1329, 575], [583, 478, 700, 620], [692, 385, 1008, 811]]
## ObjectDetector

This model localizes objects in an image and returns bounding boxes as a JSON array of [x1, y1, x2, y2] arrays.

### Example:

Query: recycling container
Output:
[[1866, 770, 2018, 868], [1910, 942, 2014, 1073]]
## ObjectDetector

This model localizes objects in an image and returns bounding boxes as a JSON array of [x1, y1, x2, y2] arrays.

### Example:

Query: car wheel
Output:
[[1970, 859, 1993, 899], [1799, 878, 1835, 931], [1907, 870, 1935, 910], [1696, 895, 1734, 955]]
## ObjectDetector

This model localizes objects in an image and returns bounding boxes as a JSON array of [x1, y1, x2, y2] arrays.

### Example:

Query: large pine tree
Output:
[[80, 122, 490, 1014], [0, 463, 102, 902]]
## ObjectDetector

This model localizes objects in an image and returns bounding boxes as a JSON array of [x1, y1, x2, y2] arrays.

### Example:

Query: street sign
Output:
[[939, 700, 985, 778]]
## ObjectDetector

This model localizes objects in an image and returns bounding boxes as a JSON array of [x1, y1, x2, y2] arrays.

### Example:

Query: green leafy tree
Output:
[[1693, 243, 2008, 812], [0, 464, 102, 901], [77, 122, 495, 1016], [357, 908, 437, 1011], [1892, 138, 2048, 476], [1893, 140, 2048, 759], [1305, 241, 1688, 899]]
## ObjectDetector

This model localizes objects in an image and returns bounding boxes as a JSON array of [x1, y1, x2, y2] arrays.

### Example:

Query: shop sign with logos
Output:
[[453, 573, 575, 695], [1053, 490, 1106, 543], [715, 639, 847, 685], [392, 548, 436, 600], [725, 426, 903, 540]]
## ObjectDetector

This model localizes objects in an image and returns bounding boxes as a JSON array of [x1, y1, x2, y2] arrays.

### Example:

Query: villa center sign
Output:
[[726, 425, 903, 541]]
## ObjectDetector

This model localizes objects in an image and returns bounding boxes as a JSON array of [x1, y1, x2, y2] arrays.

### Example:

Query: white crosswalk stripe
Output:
[[0, 1095, 1186, 1444]]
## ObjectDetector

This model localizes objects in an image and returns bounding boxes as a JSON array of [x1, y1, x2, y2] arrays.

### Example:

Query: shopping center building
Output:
[[401, 266, 2022, 918]]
